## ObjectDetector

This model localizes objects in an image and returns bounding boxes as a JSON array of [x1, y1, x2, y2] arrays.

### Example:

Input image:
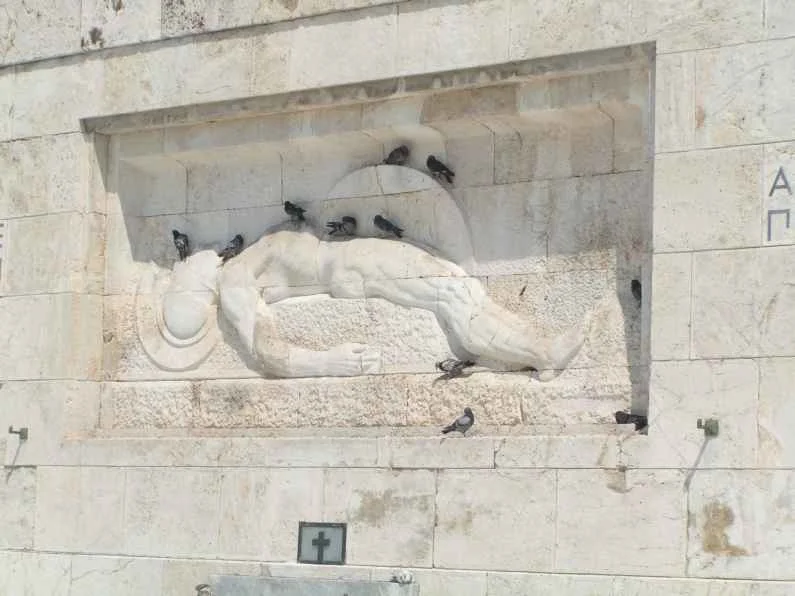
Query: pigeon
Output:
[[427, 155, 455, 184], [172, 229, 190, 261], [326, 216, 357, 237], [390, 571, 414, 585], [374, 215, 403, 238], [218, 234, 244, 262], [284, 201, 306, 222], [383, 145, 410, 166], [195, 584, 212, 596], [631, 279, 642, 303], [436, 358, 476, 379], [614, 410, 648, 431], [442, 407, 474, 435]]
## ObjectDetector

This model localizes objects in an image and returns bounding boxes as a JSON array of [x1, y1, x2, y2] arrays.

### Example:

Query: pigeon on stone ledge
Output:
[[284, 201, 306, 222], [442, 407, 474, 435], [615, 410, 648, 431], [427, 155, 455, 184], [374, 215, 403, 238], [631, 279, 642, 303], [436, 358, 476, 379], [390, 571, 414, 585], [326, 216, 357, 237], [218, 234, 244, 262], [195, 584, 212, 596], [383, 145, 410, 166], [172, 229, 190, 261]]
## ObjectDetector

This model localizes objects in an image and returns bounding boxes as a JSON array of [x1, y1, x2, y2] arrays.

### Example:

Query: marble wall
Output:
[[2, 0, 795, 594]]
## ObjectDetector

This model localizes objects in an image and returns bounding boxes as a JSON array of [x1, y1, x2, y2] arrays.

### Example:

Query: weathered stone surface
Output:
[[692, 246, 795, 358], [0, 381, 98, 466], [162, 559, 261, 595], [488, 107, 614, 184], [556, 469, 686, 575], [296, 376, 408, 427], [405, 373, 523, 427], [35, 467, 125, 552], [641, 360, 758, 469], [629, 0, 763, 52], [654, 146, 762, 251], [0, 466, 36, 549], [403, 569, 486, 596], [0, 0, 81, 66], [69, 555, 164, 596], [428, 120, 495, 188], [694, 39, 795, 148], [0, 293, 102, 380], [759, 358, 795, 468], [767, 0, 795, 39], [397, 0, 509, 75], [612, 577, 754, 595], [508, 0, 629, 61], [80, 0, 161, 49], [494, 434, 622, 469], [654, 53, 696, 153], [0, 552, 71, 596], [0, 133, 94, 218], [434, 469, 555, 571], [650, 252, 692, 360], [385, 437, 495, 469], [101, 381, 195, 429], [218, 469, 324, 560], [2, 212, 103, 294], [196, 379, 300, 428], [487, 572, 614, 596], [264, 562, 372, 581], [687, 470, 795, 579], [212, 576, 418, 596], [323, 469, 435, 566], [124, 468, 222, 556]]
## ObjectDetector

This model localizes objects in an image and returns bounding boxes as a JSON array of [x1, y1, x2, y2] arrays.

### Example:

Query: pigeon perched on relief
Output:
[[615, 410, 648, 431], [284, 201, 306, 222], [427, 155, 455, 184], [442, 407, 474, 435], [172, 229, 190, 261], [383, 145, 410, 166], [218, 234, 244, 262], [390, 571, 414, 585], [195, 584, 212, 596], [436, 358, 476, 379], [631, 279, 642, 303], [326, 216, 357, 237], [374, 215, 403, 238]]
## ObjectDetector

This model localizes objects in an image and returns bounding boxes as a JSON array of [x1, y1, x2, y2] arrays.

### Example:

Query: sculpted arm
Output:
[[219, 264, 380, 378]]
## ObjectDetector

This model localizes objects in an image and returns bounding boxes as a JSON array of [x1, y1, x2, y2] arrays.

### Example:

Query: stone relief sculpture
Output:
[[137, 163, 597, 380]]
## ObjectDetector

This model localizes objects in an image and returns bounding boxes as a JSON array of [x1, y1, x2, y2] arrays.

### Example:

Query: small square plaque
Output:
[[297, 522, 346, 565]]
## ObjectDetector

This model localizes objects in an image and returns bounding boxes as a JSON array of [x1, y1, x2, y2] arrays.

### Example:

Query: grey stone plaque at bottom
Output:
[[210, 576, 419, 596]]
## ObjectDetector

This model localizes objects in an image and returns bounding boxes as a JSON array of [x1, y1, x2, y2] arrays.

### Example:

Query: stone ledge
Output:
[[70, 427, 637, 468]]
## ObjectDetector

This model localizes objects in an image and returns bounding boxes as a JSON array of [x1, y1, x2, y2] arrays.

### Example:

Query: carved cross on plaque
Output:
[[311, 531, 331, 563]]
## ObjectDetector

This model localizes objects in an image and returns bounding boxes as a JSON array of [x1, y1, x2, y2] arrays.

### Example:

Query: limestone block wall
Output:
[[2, 0, 795, 595]]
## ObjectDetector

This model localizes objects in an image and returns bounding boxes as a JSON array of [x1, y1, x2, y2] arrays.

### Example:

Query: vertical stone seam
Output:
[[688, 252, 695, 359], [552, 468, 559, 571]]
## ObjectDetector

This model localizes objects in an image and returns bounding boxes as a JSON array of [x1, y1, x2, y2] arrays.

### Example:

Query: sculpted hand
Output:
[[325, 342, 382, 376]]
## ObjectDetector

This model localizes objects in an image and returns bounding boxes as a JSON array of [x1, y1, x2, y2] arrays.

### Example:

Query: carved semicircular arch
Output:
[[322, 164, 475, 272]]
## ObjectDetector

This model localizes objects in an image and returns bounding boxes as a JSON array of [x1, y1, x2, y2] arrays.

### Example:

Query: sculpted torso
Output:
[[162, 227, 591, 380]]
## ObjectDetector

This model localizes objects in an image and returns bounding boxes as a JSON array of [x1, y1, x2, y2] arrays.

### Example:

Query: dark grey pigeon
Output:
[[172, 229, 190, 261], [374, 215, 403, 238], [615, 410, 648, 431], [284, 201, 306, 222], [326, 216, 357, 237], [631, 279, 642, 303], [442, 407, 474, 435], [383, 145, 410, 166], [195, 584, 212, 596], [436, 358, 476, 379], [218, 234, 244, 262], [427, 155, 455, 184]]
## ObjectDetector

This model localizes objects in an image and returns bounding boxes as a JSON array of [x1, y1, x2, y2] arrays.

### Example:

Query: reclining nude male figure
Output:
[[161, 222, 594, 381]]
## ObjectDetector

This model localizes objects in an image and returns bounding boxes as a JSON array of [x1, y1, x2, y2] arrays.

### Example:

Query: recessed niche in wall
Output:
[[87, 44, 654, 433]]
